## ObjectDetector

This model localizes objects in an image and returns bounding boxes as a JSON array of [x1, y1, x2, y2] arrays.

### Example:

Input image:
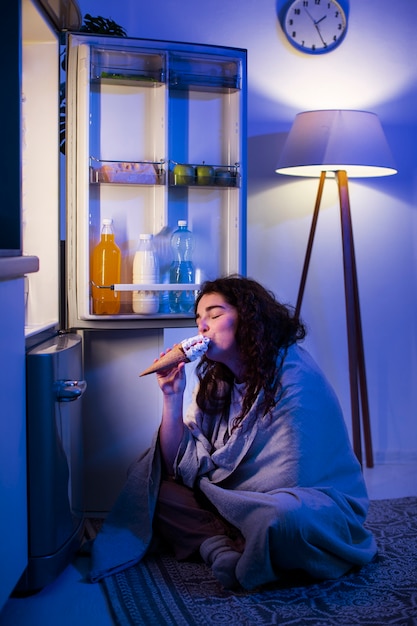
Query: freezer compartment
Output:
[[81, 327, 197, 514], [15, 333, 86, 593]]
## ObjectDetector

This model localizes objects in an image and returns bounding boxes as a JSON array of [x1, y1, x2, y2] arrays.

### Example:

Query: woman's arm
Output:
[[157, 361, 186, 474]]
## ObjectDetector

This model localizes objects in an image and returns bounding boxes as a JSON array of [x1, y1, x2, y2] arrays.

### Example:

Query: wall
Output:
[[77, 0, 417, 463]]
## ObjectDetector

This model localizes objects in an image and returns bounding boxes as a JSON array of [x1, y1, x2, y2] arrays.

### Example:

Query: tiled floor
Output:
[[1, 462, 416, 626]]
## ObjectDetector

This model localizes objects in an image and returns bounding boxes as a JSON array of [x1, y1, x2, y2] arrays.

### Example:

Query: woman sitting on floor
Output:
[[91, 275, 377, 590], [152, 276, 377, 589]]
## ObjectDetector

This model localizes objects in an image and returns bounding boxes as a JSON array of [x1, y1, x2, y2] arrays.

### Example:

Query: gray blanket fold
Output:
[[89, 434, 161, 583]]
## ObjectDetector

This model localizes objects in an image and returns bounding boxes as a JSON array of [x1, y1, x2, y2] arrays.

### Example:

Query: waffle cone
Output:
[[139, 344, 188, 376]]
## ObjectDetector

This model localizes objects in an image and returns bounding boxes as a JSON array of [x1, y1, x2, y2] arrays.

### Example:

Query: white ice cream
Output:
[[181, 334, 210, 361]]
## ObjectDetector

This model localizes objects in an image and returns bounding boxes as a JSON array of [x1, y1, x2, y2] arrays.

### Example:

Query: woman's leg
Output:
[[153, 478, 243, 561]]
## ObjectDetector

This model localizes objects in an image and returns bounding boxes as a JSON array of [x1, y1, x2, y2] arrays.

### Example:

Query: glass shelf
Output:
[[169, 73, 240, 92], [92, 282, 201, 292], [169, 54, 241, 92], [90, 48, 165, 86], [94, 73, 164, 87], [89, 283, 199, 319]]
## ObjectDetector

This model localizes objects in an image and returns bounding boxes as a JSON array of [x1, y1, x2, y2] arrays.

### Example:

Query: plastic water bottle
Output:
[[169, 220, 195, 313], [132, 234, 159, 314], [91, 218, 121, 315]]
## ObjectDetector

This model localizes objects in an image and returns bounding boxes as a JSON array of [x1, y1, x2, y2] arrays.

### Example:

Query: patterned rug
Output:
[[101, 496, 417, 625]]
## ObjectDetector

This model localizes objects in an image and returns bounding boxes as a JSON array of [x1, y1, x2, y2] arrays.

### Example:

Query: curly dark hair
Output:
[[194, 275, 306, 428]]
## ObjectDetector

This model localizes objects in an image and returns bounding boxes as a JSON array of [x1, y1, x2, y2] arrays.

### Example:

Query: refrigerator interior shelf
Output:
[[168, 55, 240, 92], [169, 161, 240, 188], [92, 282, 201, 292], [90, 50, 166, 86], [90, 157, 165, 185], [93, 73, 164, 87], [169, 73, 240, 93], [86, 312, 197, 321]]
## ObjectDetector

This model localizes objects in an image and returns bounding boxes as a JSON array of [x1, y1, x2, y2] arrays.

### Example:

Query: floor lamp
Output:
[[276, 110, 397, 468]]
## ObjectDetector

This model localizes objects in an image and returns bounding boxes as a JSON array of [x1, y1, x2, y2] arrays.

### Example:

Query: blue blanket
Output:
[[90, 344, 377, 588]]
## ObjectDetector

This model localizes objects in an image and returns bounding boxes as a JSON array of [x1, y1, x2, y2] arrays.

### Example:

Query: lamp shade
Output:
[[276, 110, 397, 178]]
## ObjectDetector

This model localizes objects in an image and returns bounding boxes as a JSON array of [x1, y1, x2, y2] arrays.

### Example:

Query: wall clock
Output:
[[282, 0, 348, 54]]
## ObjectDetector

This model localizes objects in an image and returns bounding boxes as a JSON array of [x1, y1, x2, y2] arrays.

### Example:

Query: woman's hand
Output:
[[156, 349, 186, 396]]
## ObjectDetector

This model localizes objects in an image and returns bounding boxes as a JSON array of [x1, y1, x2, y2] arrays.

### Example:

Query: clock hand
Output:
[[315, 26, 326, 46], [303, 8, 316, 23], [303, 8, 327, 46], [304, 7, 327, 38], [304, 9, 327, 26]]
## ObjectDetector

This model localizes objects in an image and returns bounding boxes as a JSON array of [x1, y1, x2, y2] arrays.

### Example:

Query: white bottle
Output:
[[132, 234, 159, 314]]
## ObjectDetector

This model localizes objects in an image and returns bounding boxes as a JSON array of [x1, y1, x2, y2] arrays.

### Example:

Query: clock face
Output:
[[283, 0, 347, 54]]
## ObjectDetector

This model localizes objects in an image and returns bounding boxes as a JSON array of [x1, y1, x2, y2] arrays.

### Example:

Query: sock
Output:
[[200, 535, 243, 589]]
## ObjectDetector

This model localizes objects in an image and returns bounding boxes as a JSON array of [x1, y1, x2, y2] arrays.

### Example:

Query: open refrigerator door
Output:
[[21, 0, 61, 340]]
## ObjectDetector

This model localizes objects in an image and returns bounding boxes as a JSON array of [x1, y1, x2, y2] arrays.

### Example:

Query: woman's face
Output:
[[195, 292, 241, 372]]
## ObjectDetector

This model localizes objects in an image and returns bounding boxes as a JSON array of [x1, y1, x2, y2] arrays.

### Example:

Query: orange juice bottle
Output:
[[91, 218, 121, 314]]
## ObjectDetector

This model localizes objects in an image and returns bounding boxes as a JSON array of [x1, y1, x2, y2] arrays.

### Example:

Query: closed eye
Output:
[[196, 303, 227, 323]]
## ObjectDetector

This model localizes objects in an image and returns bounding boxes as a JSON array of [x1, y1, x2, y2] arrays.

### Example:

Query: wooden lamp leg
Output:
[[295, 170, 374, 468], [295, 171, 326, 320], [337, 170, 374, 468]]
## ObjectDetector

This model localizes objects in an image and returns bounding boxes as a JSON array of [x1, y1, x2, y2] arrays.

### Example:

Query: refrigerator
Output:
[[20, 0, 246, 588], [18, 0, 87, 593]]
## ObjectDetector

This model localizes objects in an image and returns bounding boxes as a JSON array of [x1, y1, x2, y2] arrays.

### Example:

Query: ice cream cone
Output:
[[139, 344, 188, 376], [139, 334, 210, 377]]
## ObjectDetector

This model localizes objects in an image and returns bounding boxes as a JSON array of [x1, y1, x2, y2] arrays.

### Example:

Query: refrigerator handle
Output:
[[54, 379, 87, 402]]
